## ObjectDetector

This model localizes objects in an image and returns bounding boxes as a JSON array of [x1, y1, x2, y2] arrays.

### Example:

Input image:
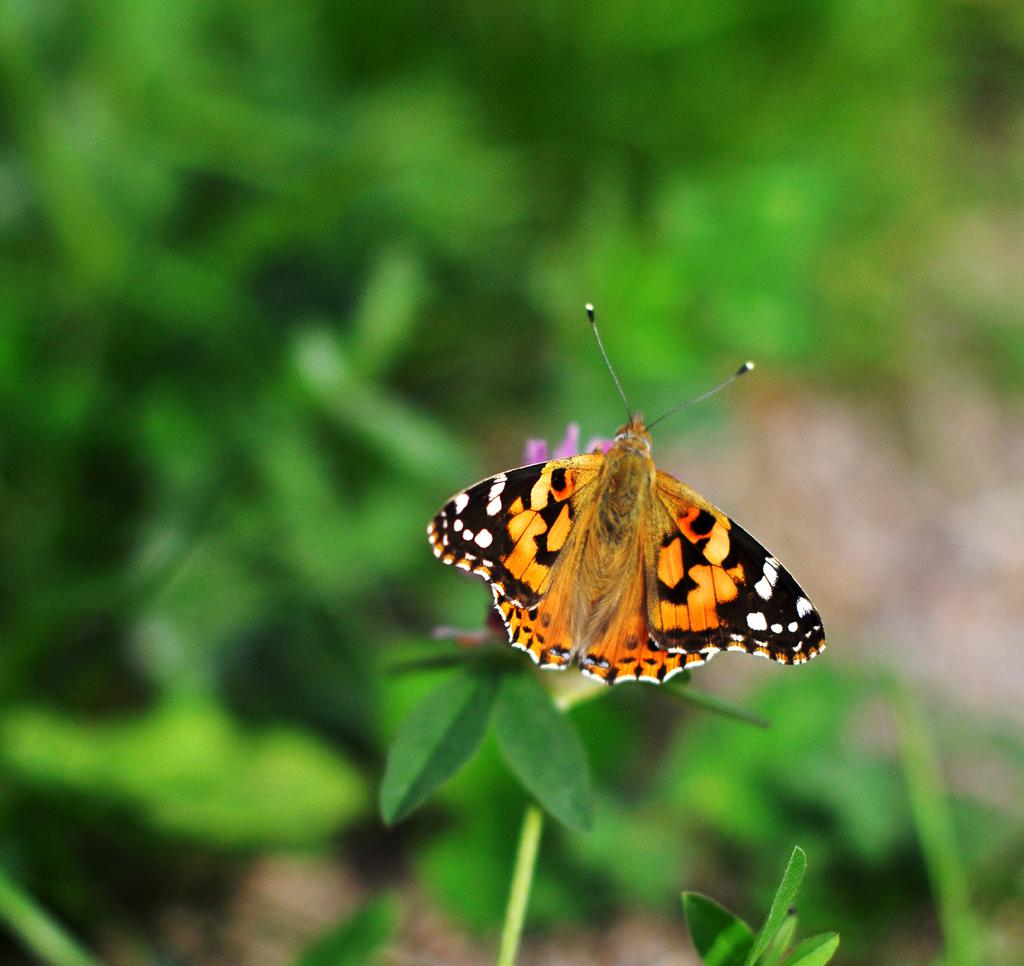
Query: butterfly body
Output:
[[592, 415, 653, 538], [428, 413, 825, 685]]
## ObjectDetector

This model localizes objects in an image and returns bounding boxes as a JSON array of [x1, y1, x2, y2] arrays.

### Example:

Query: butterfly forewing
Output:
[[427, 454, 605, 609]]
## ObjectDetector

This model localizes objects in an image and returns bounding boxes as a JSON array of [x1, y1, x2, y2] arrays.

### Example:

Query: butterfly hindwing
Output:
[[576, 555, 705, 685], [491, 585, 573, 670], [427, 454, 604, 610], [649, 471, 826, 666], [580, 634, 702, 685]]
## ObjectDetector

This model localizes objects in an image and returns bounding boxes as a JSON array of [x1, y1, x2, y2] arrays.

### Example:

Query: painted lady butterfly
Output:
[[427, 311, 826, 685]]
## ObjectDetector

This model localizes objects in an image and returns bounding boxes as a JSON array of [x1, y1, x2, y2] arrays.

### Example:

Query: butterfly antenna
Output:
[[586, 303, 631, 422], [646, 360, 755, 432]]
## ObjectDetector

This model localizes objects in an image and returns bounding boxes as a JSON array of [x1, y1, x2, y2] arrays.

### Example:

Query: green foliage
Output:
[[664, 678, 771, 729], [0, 867, 98, 966], [0, 701, 364, 849], [660, 667, 910, 860], [0, 0, 1021, 959], [381, 660, 602, 861], [384, 662, 774, 839], [386, 658, 782, 964], [746, 847, 807, 965], [564, 792, 690, 910], [684, 848, 839, 966], [657, 669, 919, 956], [494, 673, 593, 832], [895, 686, 981, 966], [682, 893, 755, 966], [414, 731, 534, 930], [760, 914, 798, 966], [380, 667, 498, 824], [784, 934, 842, 966], [295, 896, 397, 966]]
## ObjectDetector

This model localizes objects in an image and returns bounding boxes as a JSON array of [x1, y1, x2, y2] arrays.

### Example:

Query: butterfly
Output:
[[427, 313, 826, 685]]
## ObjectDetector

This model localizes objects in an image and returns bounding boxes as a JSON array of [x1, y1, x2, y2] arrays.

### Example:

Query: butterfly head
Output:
[[612, 413, 653, 454]]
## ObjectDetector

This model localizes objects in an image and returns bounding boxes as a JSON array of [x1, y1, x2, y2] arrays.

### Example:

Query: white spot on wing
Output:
[[746, 612, 768, 631], [796, 597, 813, 617], [474, 529, 493, 548], [788, 621, 798, 632], [453, 493, 469, 514], [453, 518, 463, 532], [754, 577, 772, 600], [462, 529, 474, 541], [488, 479, 506, 500], [771, 623, 783, 634], [486, 497, 502, 516]]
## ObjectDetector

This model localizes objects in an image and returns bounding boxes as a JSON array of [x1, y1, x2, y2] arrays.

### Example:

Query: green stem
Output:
[[496, 803, 544, 966], [893, 685, 979, 966], [0, 867, 99, 966], [666, 683, 770, 729]]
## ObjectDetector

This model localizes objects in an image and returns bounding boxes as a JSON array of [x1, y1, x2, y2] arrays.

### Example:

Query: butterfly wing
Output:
[[648, 471, 826, 667], [428, 453, 605, 611], [483, 459, 695, 680]]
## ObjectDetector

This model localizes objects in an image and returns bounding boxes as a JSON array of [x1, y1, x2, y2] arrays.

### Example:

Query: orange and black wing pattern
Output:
[[575, 554, 705, 685], [491, 585, 575, 671], [427, 453, 604, 611], [648, 472, 826, 668]]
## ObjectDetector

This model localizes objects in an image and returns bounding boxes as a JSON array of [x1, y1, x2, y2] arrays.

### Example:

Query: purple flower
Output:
[[524, 423, 612, 463]]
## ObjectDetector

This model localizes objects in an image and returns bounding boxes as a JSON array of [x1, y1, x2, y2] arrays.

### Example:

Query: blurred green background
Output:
[[1, 1, 1023, 963]]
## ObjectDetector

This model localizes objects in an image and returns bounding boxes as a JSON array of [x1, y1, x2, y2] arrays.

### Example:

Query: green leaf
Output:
[[893, 685, 980, 966], [295, 896, 397, 966], [0, 701, 365, 849], [380, 667, 498, 824], [782, 932, 840, 966], [665, 682, 770, 729], [493, 673, 593, 831], [760, 913, 797, 966], [745, 847, 807, 966], [682, 893, 754, 966]]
